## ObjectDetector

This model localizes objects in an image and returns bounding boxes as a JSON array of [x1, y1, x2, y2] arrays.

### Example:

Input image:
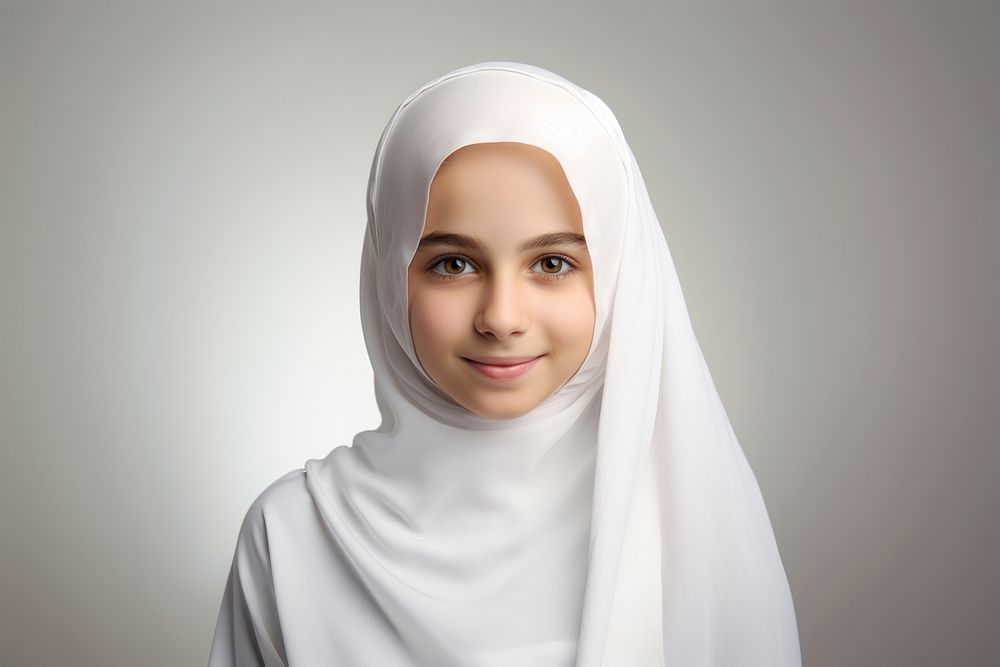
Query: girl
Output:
[[209, 61, 801, 666]]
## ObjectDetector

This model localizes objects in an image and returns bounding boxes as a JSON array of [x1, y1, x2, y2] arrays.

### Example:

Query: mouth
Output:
[[461, 354, 545, 380]]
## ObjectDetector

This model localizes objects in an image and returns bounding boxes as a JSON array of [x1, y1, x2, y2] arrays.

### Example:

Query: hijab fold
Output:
[[209, 61, 801, 666]]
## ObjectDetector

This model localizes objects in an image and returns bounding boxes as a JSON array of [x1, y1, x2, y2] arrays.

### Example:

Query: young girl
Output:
[[209, 61, 802, 666]]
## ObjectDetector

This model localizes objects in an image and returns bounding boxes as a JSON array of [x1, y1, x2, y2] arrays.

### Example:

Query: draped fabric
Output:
[[209, 61, 802, 666]]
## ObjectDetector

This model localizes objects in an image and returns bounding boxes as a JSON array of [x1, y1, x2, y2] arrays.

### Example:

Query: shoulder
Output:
[[234, 448, 355, 555], [234, 468, 310, 557], [247, 467, 309, 517]]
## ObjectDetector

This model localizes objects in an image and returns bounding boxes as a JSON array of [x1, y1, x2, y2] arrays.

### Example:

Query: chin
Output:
[[465, 395, 541, 421]]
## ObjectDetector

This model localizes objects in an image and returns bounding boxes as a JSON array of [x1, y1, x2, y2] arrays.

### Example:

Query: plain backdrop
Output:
[[1, 1, 997, 665]]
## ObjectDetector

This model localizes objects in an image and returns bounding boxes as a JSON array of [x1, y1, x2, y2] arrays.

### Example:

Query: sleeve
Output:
[[208, 496, 289, 667]]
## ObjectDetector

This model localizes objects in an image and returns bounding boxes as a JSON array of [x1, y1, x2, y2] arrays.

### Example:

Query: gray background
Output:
[[1, 1, 997, 665]]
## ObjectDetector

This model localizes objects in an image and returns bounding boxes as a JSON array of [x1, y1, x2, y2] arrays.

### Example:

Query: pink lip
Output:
[[462, 355, 544, 379]]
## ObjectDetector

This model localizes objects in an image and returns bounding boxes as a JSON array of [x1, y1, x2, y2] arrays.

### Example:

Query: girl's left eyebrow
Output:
[[416, 231, 587, 253]]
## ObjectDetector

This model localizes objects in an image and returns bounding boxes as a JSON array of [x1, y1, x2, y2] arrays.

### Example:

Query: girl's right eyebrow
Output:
[[417, 232, 485, 252], [417, 231, 587, 253]]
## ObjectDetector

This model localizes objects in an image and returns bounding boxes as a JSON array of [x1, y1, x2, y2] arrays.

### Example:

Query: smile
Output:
[[461, 355, 544, 380]]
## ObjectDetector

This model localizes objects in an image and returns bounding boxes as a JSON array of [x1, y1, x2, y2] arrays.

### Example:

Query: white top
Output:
[[209, 61, 802, 666]]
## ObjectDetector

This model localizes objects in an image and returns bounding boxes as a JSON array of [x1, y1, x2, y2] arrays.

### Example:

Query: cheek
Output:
[[409, 290, 468, 355], [540, 285, 596, 348]]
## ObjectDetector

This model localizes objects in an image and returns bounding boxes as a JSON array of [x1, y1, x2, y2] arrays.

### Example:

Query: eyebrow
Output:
[[416, 231, 588, 253]]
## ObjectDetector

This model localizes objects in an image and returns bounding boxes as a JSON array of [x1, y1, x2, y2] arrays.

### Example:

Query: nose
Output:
[[474, 272, 530, 341]]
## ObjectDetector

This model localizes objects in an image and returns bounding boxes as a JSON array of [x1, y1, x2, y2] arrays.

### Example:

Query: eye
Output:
[[531, 255, 578, 280], [427, 254, 579, 281], [429, 256, 476, 279]]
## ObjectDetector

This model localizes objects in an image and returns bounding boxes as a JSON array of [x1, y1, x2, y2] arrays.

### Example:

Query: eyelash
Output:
[[426, 254, 580, 282]]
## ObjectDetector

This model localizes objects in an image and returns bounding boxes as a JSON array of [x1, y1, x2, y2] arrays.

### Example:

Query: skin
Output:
[[407, 142, 596, 420]]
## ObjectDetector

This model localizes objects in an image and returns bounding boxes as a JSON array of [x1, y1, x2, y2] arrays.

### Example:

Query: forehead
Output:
[[434, 141, 566, 177], [423, 142, 582, 238]]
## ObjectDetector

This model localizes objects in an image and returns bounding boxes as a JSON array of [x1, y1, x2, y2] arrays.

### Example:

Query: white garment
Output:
[[209, 61, 802, 666]]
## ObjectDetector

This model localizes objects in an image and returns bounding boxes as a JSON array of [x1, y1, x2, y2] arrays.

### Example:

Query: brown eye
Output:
[[430, 256, 475, 278], [531, 255, 576, 279], [443, 258, 466, 274], [539, 256, 564, 273]]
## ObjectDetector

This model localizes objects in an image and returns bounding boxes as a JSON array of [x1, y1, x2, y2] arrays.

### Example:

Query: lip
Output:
[[461, 355, 544, 379]]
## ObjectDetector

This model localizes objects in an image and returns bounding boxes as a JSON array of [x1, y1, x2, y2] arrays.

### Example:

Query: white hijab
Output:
[[209, 61, 802, 666]]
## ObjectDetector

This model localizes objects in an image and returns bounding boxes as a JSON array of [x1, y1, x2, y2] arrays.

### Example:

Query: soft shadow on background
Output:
[[1, 1, 997, 665]]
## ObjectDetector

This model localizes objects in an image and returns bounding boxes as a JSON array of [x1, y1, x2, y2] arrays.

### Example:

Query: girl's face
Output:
[[407, 142, 596, 420]]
